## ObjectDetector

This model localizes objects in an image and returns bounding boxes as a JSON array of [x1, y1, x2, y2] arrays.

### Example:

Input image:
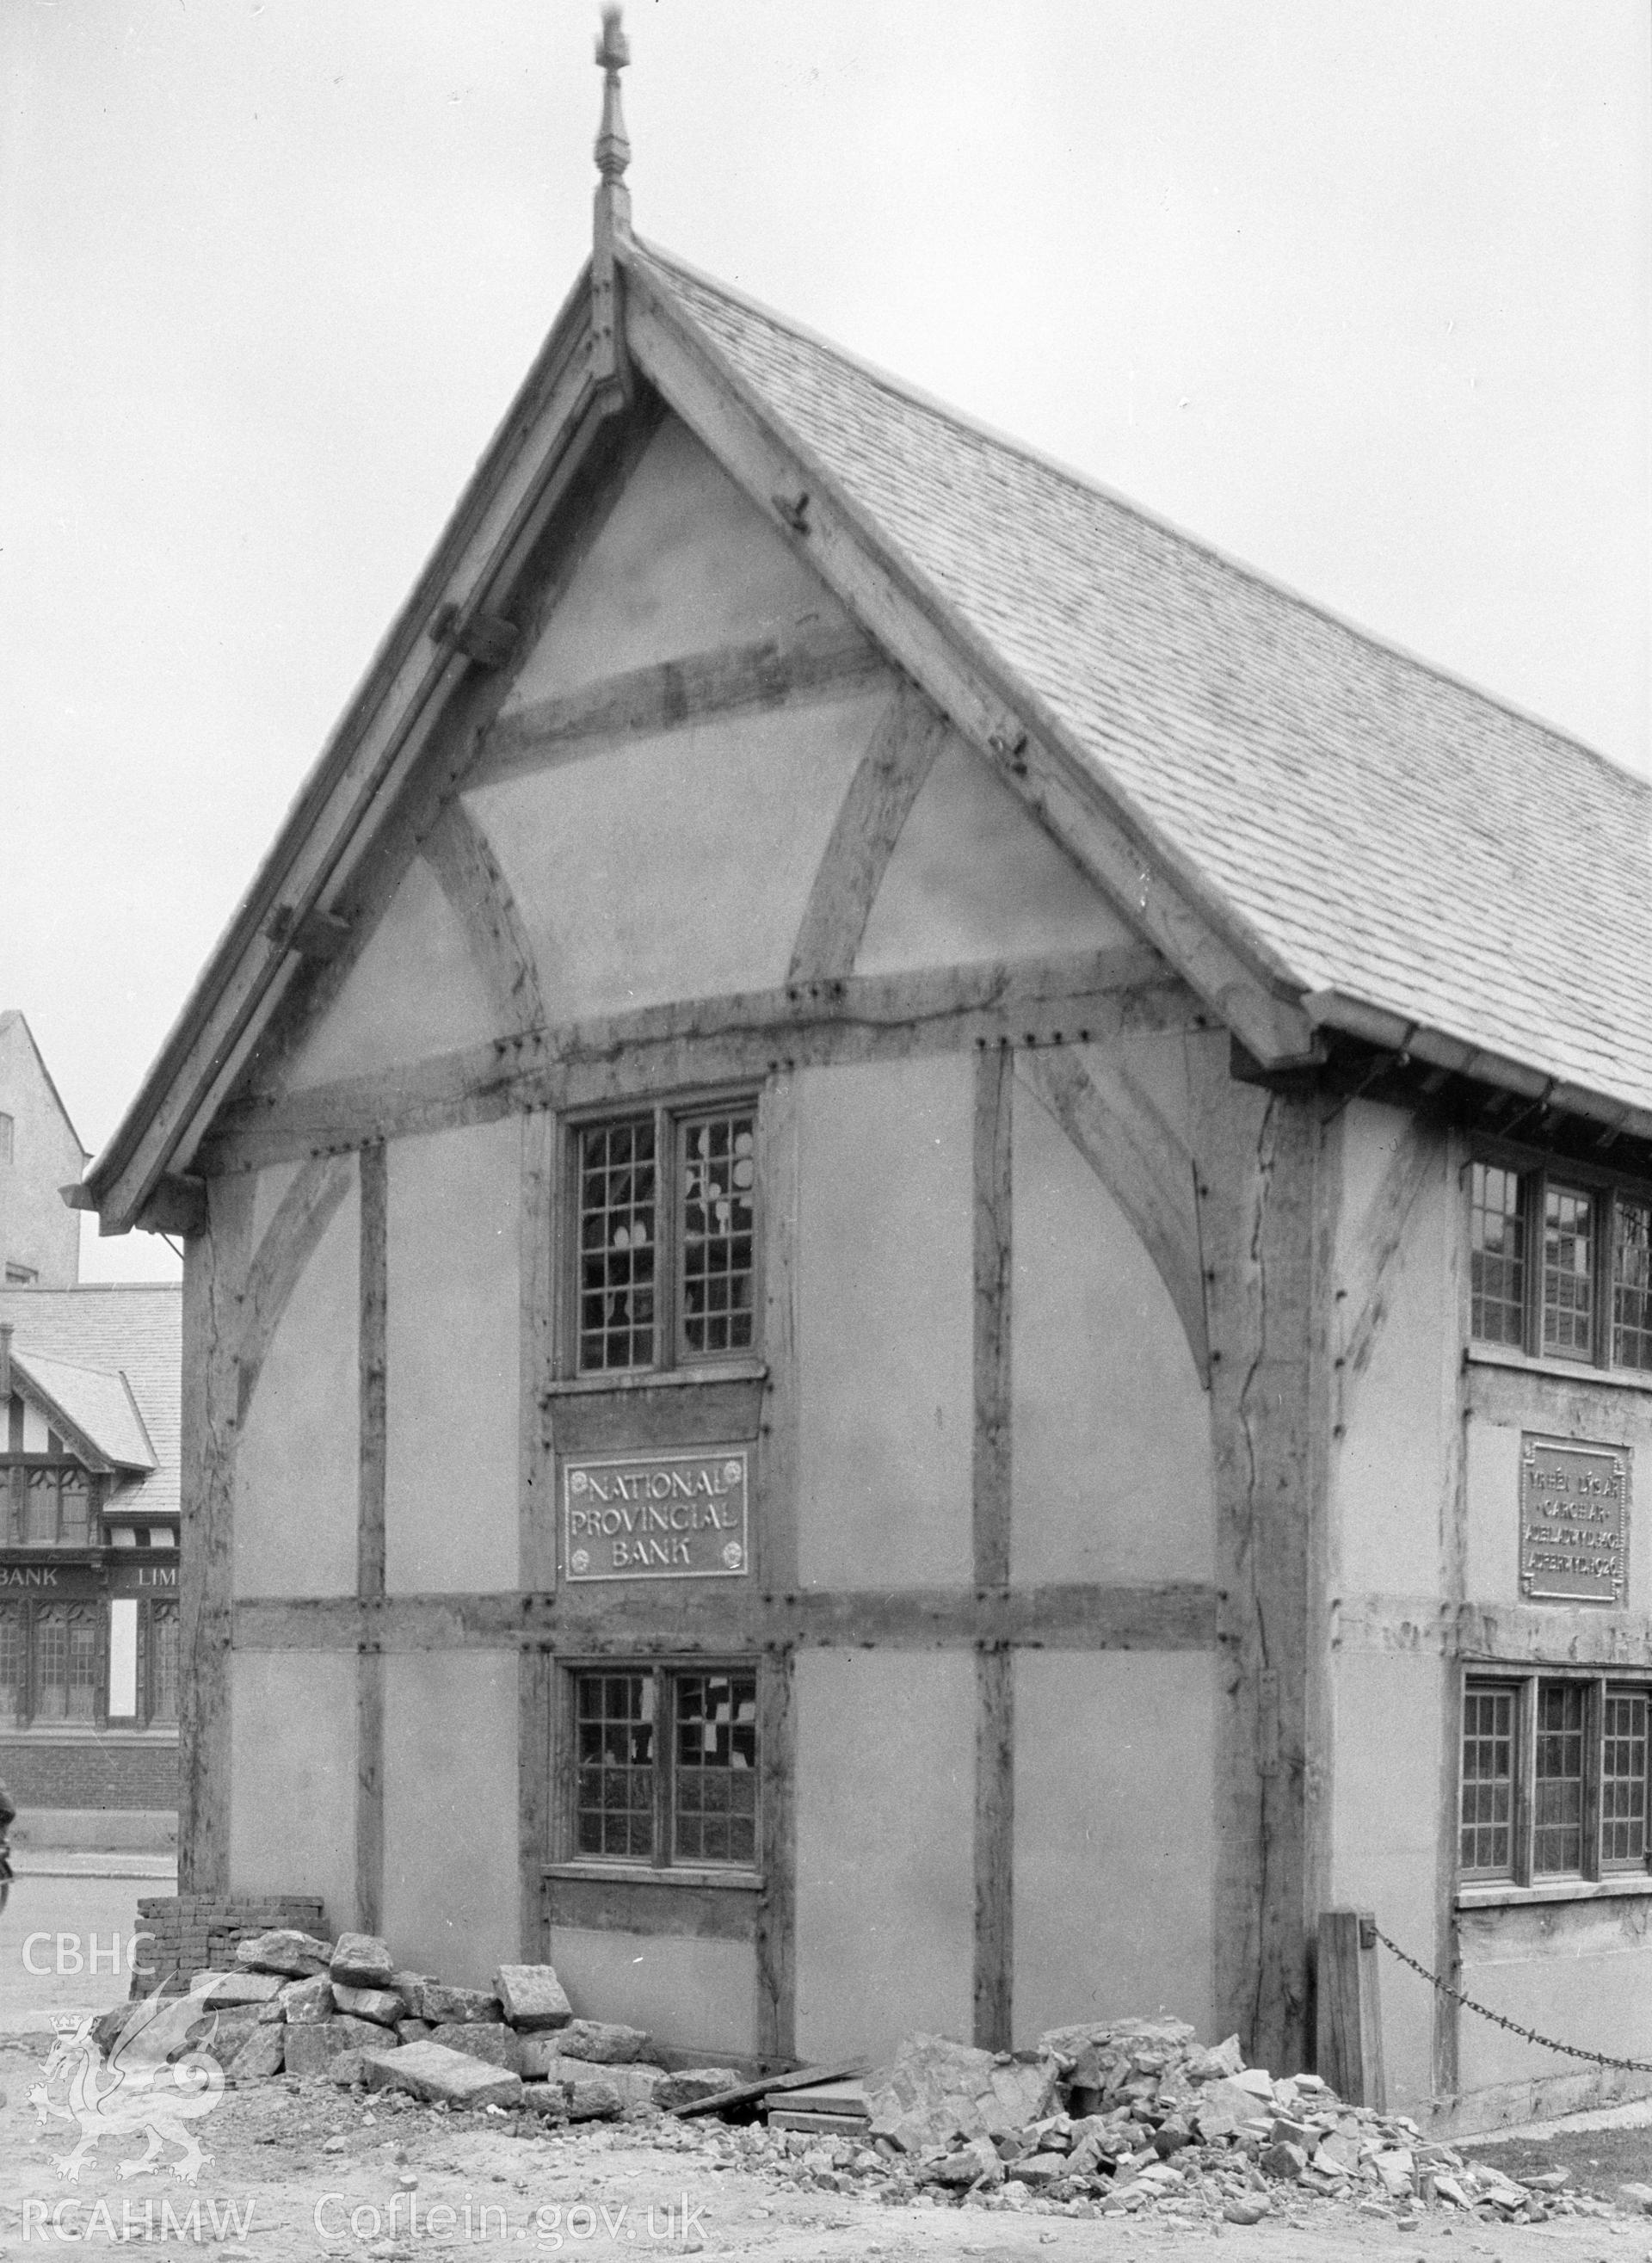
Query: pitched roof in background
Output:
[[0, 1010, 88, 1159], [12, 1349, 155, 1471], [0, 1286, 182, 1518], [636, 244, 1652, 1120]]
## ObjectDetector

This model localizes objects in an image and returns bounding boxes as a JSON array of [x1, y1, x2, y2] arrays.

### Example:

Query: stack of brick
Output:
[[132, 1896, 327, 1996]]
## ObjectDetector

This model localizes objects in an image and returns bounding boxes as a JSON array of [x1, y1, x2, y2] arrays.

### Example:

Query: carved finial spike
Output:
[[595, 5, 631, 186]]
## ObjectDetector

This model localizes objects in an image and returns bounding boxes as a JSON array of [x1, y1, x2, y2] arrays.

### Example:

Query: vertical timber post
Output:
[[1195, 1058, 1328, 2076], [1316, 1908, 1386, 2109], [755, 1068, 801, 2064], [520, 1107, 558, 1958], [178, 1176, 253, 1895], [356, 1141, 388, 1938], [972, 1043, 1014, 2051]]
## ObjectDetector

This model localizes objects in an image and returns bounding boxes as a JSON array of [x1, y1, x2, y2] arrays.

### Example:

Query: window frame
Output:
[[558, 1659, 761, 1877], [1460, 1668, 1652, 1891], [559, 1091, 762, 1381], [0, 1598, 107, 1730], [1468, 1152, 1652, 1377]]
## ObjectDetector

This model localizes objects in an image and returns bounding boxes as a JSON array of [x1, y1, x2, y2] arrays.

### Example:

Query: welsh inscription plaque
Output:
[[563, 1446, 749, 1582], [1519, 1434, 1630, 1606]]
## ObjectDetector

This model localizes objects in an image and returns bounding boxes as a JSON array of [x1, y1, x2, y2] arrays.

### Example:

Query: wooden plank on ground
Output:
[[671, 2060, 866, 2119]]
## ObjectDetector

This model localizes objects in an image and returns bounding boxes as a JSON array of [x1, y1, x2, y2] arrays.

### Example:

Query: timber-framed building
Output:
[[77, 21, 1652, 2128]]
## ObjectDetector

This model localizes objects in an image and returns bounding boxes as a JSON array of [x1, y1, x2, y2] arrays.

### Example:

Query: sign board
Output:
[[1519, 1434, 1630, 1606], [563, 1447, 749, 1582]]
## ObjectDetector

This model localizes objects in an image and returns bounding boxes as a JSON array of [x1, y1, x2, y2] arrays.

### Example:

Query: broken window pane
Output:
[[577, 1119, 657, 1372], [673, 1672, 758, 1865], [679, 1111, 756, 1360]]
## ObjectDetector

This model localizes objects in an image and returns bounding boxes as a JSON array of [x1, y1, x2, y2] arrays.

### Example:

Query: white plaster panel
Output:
[[381, 1649, 519, 1987], [229, 1648, 356, 1933], [1328, 1649, 1444, 2118], [21, 1403, 49, 1452], [796, 1055, 972, 1589], [1012, 1651, 1216, 2044], [546, 1931, 757, 2060], [854, 738, 1133, 976], [286, 857, 502, 1093], [469, 690, 885, 1025], [1464, 1420, 1523, 1606], [1333, 1110, 1455, 1600], [233, 1174, 359, 1600], [1458, 1897, 1652, 2097], [1108, 1030, 1201, 1153], [500, 415, 855, 706], [1010, 1076, 1214, 1585], [386, 1119, 520, 1595], [794, 1649, 975, 2063]]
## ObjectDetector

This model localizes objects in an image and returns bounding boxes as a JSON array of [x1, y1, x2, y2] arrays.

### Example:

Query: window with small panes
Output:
[[567, 1665, 759, 1870], [1469, 1162, 1652, 1373], [570, 1100, 759, 1375], [1461, 1671, 1652, 1885]]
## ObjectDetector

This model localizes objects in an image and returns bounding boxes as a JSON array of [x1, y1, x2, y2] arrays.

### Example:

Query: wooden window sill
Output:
[[1458, 1874, 1652, 1909], [542, 1861, 762, 1891], [543, 1360, 767, 1400], [1465, 1345, 1652, 1394]]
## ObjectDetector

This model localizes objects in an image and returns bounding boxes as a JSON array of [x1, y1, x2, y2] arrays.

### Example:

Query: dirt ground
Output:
[[6, 2041, 1652, 2263]]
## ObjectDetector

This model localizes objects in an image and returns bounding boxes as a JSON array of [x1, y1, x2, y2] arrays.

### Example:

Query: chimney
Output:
[[0, 1322, 11, 1406]]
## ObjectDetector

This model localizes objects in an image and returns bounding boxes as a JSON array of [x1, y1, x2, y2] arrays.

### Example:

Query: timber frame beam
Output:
[[199, 948, 1205, 1174], [231, 1581, 1218, 1654]]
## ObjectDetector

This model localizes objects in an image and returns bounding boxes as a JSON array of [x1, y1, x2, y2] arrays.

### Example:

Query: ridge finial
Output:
[[595, 7, 631, 193]]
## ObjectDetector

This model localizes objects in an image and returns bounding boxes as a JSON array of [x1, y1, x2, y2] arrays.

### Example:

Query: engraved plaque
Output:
[[563, 1446, 749, 1582], [1519, 1434, 1630, 1606]]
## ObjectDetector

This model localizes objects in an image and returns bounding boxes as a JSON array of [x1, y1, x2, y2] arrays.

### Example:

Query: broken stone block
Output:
[[1261, 2140, 1308, 2181], [413, 1981, 501, 2026], [1224, 2198, 1269, 2225], [1186, 2035, 1244, 2083], [361, 2040, 523, 2112], [330, 1933, 395, 1988], [327, 2048, 385, 2087], [279, 1975, 336, 2025], [651, 2068, 743, 2113], [284, 2016, 389, 2079], [226, 2026, 287, 2081], [1232, 2067, 1276, 2100], [608, 2063, 668, 2110], [517, 2035, 569, 2081], [193, 1970, 287, 2008], [332, 1983, 404, 2028], [565, 2078, 623, 2122], [429, 2022, 523, 2072], [396, 2018, 432, 2046], [495, 1964, 573, 2032], [92, 2002, 136, 2056], [555, 2019, 650, 2063], [1012, 2153, 1069, 2188], [1621, 2184, 1652, 2216], [866, 2034, 1057, 2153], [234, 1928, 333, 1979], [186, 2008, 262, 2070], [520, 2081, 569, 2119]]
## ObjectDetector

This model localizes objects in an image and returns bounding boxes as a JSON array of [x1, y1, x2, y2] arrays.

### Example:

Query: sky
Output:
[[3, 0, 1649, 1284]]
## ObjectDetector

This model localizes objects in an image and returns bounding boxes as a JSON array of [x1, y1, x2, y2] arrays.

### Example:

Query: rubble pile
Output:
[[93, 1961, 1619, 2228], [725, 2023, 1612, 2229], [95, 1929, 740, 2123]]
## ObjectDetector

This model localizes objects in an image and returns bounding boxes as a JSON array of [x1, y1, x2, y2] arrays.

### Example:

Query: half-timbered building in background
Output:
[[75, 22, 1652, 2129]]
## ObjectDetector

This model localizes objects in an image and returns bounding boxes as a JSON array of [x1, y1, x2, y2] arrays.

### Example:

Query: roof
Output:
[[0, 1286, 182, 1516], [634, 243, 1652, 1124], [11, 1349, 155, 1471], [0, 1011, 89, 1160], [81, 215, 1652, 1227]]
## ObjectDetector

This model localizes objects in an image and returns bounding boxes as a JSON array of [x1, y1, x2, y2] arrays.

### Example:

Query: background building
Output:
[[0, 1011, 179, 1844]]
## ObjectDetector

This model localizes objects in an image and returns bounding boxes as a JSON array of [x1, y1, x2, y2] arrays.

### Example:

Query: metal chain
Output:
[[1373, 1925, 1652, 2075]]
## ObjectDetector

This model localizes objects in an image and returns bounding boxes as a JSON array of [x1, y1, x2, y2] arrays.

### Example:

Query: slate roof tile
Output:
[[0, 1286, 182, 1519], [643, 245, 1652, 1114]]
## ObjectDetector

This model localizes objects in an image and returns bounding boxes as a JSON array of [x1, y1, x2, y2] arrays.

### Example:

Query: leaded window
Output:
[[1462, 1673, 1652, 1885], [571, 1100, 759, 1376], [1470, 1163, 1652, 1375], [1470, 1165, 1526, 1346], [147, 1600, 180, 1726], [570, 1664, 759, 1871]]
